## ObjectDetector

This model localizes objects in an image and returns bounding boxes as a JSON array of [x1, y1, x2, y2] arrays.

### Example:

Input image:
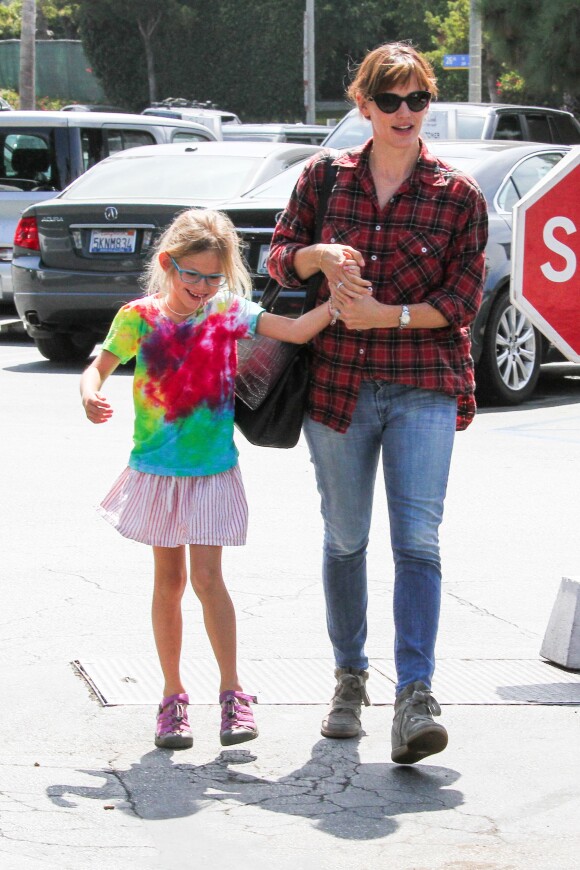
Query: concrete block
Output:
[[540, 577, 580, 669]]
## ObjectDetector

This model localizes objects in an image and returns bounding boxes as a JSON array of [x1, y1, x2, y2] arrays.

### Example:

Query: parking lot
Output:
[[1, 331, 580, 869]]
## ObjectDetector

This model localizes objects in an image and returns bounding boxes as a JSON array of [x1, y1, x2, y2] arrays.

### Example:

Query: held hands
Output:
[[82, 391, 114, 424], [333, 293, 384, 330], [319, 243, 375, 329]]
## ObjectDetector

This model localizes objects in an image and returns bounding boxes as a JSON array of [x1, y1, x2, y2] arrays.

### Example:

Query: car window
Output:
[[496, 152, 563, 211], [0, 131, 56, 190], [525, 114, 552, 143], [549, 114, 580, 145], [105, 128, 156, 156], [80, 128, 104, 170], [63, 154, 264, 201], [494, 114, 524, 141], [323, 113, 371, 148], [286, 133, 323, 144], [171, 130, 213, 143], [456, 112, 486, 138]]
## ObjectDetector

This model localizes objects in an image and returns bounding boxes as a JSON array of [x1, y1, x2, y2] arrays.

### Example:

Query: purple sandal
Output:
[[219, 690, 258, 746], [155, 692, 193, 749]]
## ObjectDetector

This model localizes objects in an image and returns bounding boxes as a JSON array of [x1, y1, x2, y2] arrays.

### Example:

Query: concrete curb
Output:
[[0, 317, 25, 336]]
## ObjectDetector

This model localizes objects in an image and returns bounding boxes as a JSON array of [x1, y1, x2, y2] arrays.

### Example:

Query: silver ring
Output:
[[336, 281, 344, 290]]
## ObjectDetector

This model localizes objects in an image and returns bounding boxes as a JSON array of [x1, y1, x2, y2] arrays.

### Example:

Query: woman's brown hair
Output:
[[347, 42, 438, 102]]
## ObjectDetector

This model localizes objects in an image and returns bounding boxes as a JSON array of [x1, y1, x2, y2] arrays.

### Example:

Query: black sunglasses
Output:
[[368, 90, 431, 114]]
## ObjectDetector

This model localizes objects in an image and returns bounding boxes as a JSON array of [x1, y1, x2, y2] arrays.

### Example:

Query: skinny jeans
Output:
[[303, 381, 456, 693]]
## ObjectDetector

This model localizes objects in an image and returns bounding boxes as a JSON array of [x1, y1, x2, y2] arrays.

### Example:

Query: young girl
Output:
[[80, 208, 339, 750]]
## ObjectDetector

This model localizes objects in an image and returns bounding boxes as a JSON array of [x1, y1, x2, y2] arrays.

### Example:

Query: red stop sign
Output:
[[512, 148, 580, 363]]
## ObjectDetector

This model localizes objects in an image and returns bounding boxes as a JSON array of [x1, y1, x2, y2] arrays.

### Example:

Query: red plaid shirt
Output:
[[268, 140, 488, 432]]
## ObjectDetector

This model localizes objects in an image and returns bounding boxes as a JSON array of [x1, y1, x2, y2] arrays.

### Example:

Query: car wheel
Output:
[[34, 334, 95, 363], [475, 290, 541, 405]]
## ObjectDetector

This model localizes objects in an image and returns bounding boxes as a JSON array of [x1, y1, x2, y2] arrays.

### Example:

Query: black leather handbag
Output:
[[234, 156, 337, 448], [234, 285, 314, 448]]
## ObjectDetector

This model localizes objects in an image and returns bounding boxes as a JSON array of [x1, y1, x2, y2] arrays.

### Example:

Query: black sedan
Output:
[[223, 140, 570, 404], [11, 140, 321, 363], [13, 139, 569, 404]]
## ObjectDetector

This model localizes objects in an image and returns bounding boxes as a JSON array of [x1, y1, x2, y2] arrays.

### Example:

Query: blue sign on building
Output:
[[443, 54, 470, 69]]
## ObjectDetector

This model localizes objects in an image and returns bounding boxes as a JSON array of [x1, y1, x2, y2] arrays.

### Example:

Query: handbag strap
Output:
[[260, 151, 339, 313], [303, 152, 339, 313]]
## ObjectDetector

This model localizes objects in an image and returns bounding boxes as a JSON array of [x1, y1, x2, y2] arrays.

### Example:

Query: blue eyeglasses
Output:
[[169, 255, 227, 288]]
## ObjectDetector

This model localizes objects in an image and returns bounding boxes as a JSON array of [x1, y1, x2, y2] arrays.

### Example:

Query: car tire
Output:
[[475, 290, 541, 405], [35, 334, 95, 363]]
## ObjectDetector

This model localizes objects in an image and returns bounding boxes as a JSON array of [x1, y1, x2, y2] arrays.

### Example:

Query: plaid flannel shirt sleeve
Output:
[[268, 154, 329, 288], [423, 178, 488, 329]]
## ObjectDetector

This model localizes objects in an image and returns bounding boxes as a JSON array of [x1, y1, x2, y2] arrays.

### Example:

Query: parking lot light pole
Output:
[[304, 0, 316, 124], [19, 0, 36, 109], [468, 0, 482, 102]]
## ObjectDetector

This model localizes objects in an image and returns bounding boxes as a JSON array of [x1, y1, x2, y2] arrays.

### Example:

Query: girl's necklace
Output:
[[161, 297, 198, 319]]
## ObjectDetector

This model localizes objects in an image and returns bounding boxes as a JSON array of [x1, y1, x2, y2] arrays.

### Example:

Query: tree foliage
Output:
[[480, 0, 580, 104], [0, 0, 80, 38], [4, 1, 574, 118], [78, 0, 306, 118], [424, 0, 471, 101], [316, 0, 450, 100], [76, 0, 457, 119]]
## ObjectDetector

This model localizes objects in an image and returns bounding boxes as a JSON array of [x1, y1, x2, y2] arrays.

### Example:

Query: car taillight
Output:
[[14, 216, 40, 251]]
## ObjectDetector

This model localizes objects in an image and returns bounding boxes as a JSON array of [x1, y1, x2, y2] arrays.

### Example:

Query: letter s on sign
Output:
[[540, 216, 577, 283]]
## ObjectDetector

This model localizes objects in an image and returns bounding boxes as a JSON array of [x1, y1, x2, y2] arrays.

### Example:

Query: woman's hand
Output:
[[337, 294, 387, 330], [320, 246, 373, 315]]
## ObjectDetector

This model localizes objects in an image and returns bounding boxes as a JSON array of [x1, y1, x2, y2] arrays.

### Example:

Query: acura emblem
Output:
[[104, 206, 118, 221]]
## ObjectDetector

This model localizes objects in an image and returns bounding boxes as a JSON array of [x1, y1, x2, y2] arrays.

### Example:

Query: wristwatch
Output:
[[399, 304, 411, 329]]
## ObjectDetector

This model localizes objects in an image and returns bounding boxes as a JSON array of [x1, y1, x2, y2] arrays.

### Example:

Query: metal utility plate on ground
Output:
[[72, 658, 580, 707]]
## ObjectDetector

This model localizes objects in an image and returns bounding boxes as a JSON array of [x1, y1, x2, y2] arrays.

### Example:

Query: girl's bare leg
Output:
[[152, 546, 188, 697], [189, 545, 241, 693]]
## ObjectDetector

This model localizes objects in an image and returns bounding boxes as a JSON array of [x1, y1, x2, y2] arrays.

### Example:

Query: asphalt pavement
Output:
[[1, 333, 580, 869]]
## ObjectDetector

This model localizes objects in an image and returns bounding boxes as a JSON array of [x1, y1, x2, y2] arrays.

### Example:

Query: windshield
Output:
[[323, 113, 371, 149], [323, 106, 490, 148], [63, 154, 263, 200]]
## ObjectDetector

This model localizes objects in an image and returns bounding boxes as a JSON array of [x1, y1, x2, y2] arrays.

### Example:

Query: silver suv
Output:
[[323, 102, 580, 149], [0, 110, 217, 302]]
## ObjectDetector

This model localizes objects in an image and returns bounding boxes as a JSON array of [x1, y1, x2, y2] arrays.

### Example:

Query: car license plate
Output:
[[90, 229, 136, 254], [257, 244, 270, 275]]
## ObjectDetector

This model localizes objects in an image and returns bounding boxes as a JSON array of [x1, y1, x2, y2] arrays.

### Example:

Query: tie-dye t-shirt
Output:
[[102, 293, 263, 477]]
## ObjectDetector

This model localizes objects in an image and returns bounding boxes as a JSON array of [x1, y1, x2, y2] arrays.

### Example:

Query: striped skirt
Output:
[[97, 465, 248, 547]]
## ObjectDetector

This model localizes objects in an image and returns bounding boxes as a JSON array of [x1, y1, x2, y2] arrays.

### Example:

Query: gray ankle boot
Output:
[[391, 680, 448, 764], [321, 667, 370, 739]]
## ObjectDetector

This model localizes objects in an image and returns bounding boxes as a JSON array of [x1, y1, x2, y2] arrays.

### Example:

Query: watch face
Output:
[[400, 306, 410, 327]]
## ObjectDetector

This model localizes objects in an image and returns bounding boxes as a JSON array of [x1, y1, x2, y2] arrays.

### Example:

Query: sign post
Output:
[[511, 148, 580, 362]]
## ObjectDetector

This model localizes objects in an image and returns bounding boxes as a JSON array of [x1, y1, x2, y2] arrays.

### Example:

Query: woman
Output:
[[268, 42, 488, 764]]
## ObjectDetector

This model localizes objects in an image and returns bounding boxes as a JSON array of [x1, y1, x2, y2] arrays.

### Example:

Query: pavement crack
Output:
[[107, 767, 141, 819], [445, 590, 538, 638]]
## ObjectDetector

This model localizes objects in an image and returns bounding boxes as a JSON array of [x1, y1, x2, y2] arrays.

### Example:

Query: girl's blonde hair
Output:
[[347, 42, 438, 103], [143, 208, 252, 299]]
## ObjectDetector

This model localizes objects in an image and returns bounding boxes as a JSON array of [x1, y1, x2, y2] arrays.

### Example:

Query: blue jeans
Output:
[[303, 381, 456, 693]]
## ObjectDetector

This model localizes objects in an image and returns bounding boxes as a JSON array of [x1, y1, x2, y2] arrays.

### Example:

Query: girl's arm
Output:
[[80, 349, 121, 424], [256, 299, 336, 344]]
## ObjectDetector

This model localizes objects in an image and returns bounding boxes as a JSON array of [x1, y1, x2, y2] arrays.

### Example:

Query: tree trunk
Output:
[[138, 12, 162, 105], [19, 0, 37, 109]]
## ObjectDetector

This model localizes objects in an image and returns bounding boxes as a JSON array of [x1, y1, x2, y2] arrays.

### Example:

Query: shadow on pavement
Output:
[[47, 738, 462, 841], [477, 363, 580, 413]]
